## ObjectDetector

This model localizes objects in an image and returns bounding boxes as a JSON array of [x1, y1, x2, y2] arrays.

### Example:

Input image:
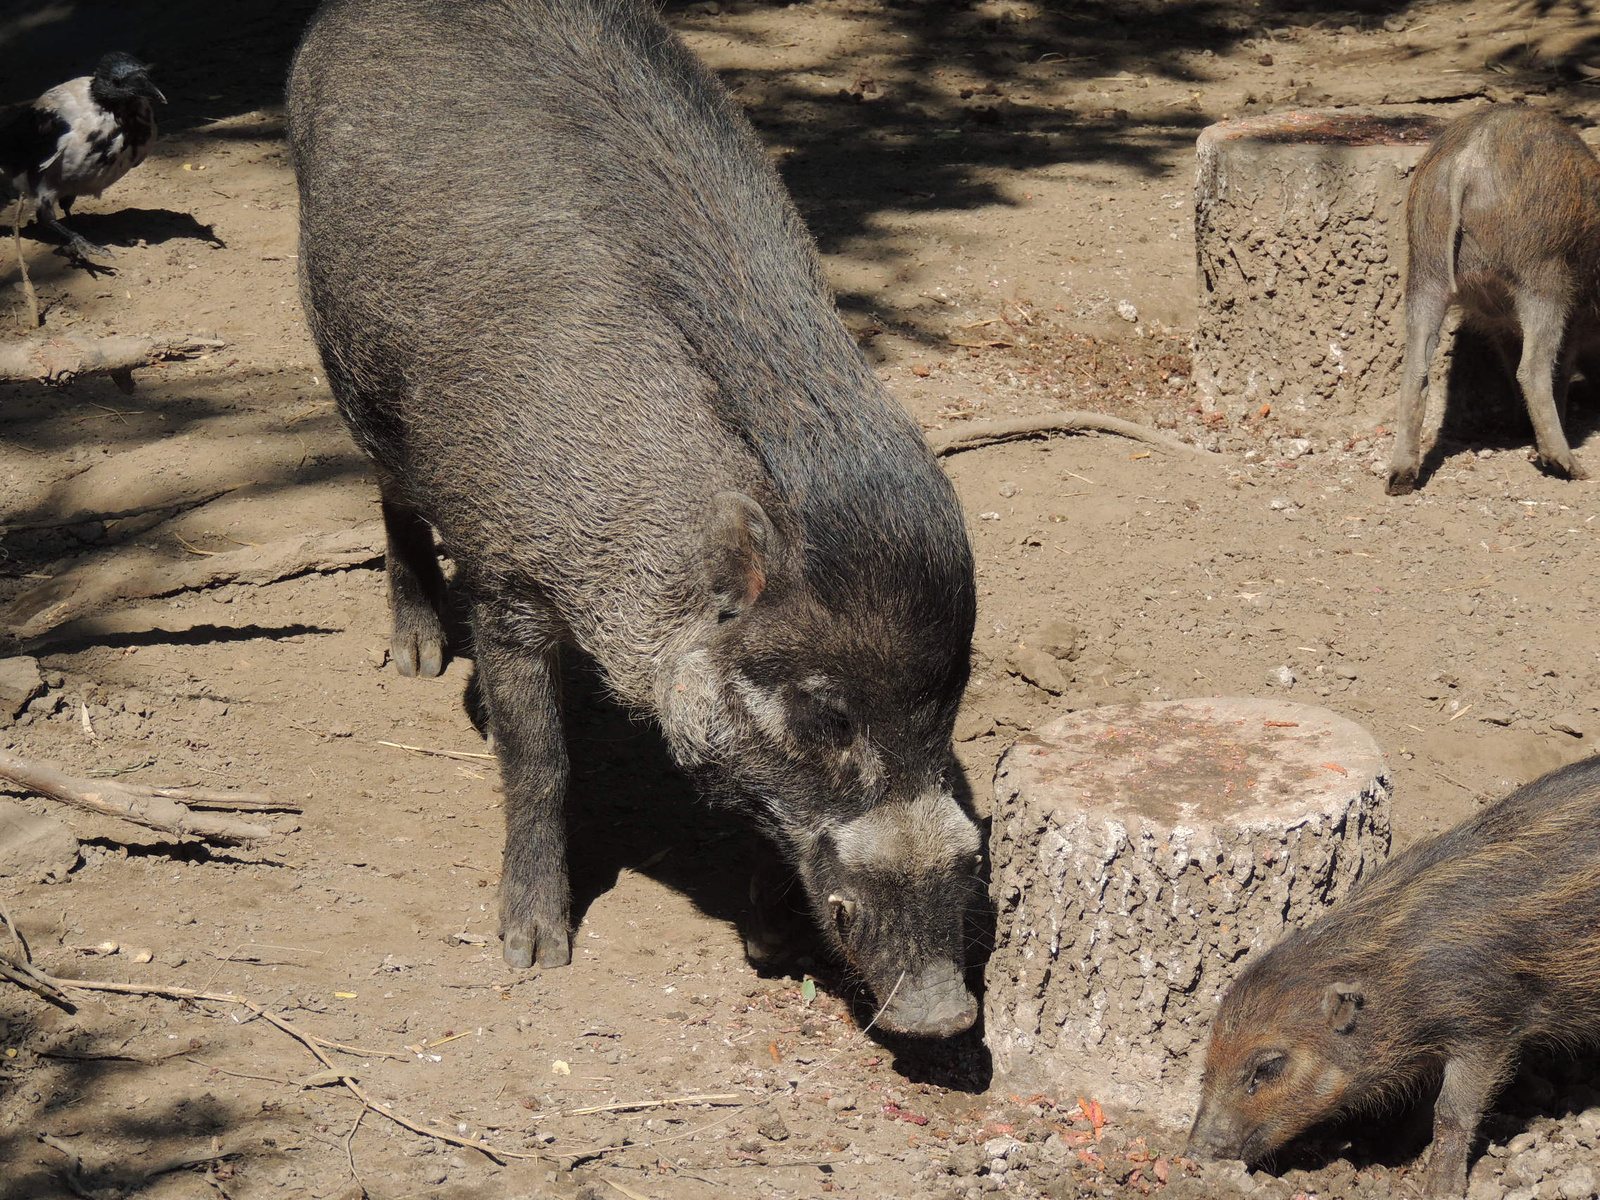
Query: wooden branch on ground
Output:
[[0, 750, 277, 844], [0, 334, 224, 384], [927, 413, 1214, 458], [6, 520, 384, 639], [1, 902, 74, 1009], [0, 486, 243, 535]]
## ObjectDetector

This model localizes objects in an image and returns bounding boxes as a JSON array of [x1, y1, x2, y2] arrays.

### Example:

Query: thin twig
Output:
[[187, 1057, 298, 1086], [0, 486, 244, 534], [377, 741, 495, 762], [560, 1093, 743, 1117], [927, 413, 1214, 458], [343, 1107, 364, 1181], [37, 1045, 193, 1067]]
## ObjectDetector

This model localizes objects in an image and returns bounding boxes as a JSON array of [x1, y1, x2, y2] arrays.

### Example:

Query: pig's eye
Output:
[[1246, 1054, 1287, 1095], [828, 893, 859, 936], [795, 691, 853, 744]]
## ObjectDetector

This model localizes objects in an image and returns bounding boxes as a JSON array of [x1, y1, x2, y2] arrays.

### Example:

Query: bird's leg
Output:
[[37, 199, 114, 264]]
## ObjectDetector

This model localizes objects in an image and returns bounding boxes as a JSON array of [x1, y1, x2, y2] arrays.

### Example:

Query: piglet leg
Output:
[[1515, 291, 1587, 481], [1421, 1046, 1512, 1198]]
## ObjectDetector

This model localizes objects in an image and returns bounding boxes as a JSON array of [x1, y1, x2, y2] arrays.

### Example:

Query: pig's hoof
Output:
[[392, 630, 445, 678], [502, 924, 572, 970], [1384, 469, 1417, 497], [1533, 450, 1588, 481]]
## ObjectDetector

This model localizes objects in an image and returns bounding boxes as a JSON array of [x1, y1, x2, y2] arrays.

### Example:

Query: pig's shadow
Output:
[[457, 641, 995, 1092], [1411, 329, 1600, 489], [1263, 1045, 1600, 1183]]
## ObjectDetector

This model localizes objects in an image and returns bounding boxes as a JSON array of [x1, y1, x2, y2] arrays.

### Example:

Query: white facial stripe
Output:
[[832, 791, 980, 874], [730, 671, 791, 742]]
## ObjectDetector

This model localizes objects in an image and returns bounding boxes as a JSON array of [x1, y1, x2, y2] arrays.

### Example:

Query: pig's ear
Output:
[[1321, 982, 1364, 1034], [703, 491, 779, 620]]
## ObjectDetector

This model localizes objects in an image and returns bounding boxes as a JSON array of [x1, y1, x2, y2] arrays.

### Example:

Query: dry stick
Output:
[[11, 971, 539, 1164], [11, 202, 40, 329], [154, 792, 297, 813], [927, 413, 1214, 458], [378, 740, 496, 762], [0, 902, 72, 1008], [560, 1093, 743, 1118], [342, 1107, 364, 1182], [38, 1045, 193, 1067], [0, 750, 276, 843], [0, 334, 225, 384], [0, 485, 245, 535], [187, 1056, 298, 1087]]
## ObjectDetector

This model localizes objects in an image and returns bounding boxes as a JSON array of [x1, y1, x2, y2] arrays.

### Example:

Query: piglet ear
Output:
[[1321, 982, 1365, 1034], [703, 491, 779, 621]]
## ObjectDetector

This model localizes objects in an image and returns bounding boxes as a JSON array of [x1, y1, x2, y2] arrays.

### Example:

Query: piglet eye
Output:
[[1246, 1054, 1286, 1095]]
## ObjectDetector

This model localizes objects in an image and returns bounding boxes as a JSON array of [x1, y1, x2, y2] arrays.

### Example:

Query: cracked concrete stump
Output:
[[985, 697, 1390, 1130], [1193, 109, 1442, 434]]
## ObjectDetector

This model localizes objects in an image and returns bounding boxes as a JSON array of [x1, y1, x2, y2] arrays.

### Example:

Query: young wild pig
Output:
[[286, 0, 983, 1036], [1189, 756, 1600, 1196], [1386, 106, 1600, 495]]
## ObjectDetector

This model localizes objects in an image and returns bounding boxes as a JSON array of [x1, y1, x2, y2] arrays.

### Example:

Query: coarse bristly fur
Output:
[[287, 0, 982, 1036], [1190, 756, 1600, 1197], [0, 51, 164, 262], [1386, 105, 1600, 495]]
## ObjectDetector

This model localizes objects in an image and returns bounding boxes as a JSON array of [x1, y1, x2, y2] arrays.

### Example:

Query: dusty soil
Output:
[[3, 1, 1600, 1198]]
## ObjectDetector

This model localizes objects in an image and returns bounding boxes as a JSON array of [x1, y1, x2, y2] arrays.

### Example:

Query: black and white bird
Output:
[[0, 51, 165, 263]]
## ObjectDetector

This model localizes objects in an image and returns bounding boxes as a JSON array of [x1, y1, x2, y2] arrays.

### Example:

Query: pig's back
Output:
[[288, 0, 969, 636]]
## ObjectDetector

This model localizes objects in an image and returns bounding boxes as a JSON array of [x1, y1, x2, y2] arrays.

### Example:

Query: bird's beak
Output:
[[138, 79, 167, 105]]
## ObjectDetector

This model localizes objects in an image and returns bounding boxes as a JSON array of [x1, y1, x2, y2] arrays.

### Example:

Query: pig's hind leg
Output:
[[1386, 280, 1451, 496], [1515, 292, 1589, 481], [476, 608, 573, 970], [378, 472, 449, 677], [1420, 1045, 1513, 1198]]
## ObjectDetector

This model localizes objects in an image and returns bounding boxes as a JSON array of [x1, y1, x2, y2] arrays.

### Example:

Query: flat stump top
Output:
[[1003, 696, 1387, 830], [1199, 108, 1442, 148]]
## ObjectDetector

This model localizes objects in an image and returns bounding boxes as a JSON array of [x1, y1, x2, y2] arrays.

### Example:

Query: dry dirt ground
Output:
[[3, 1, 1600, 1198]]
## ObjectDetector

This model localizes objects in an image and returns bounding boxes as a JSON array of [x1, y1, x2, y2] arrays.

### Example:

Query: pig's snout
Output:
[[874, 959, 977, 1037], [1187, 1102, 1251, 1163]]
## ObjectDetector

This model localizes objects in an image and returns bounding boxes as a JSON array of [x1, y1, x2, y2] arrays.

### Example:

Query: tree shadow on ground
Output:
[[0, 1000, 266, 1200]]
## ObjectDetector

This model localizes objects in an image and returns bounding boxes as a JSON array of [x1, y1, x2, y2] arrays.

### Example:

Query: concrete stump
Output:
[[984, 697, 1390, 1130], [1193, 109, 1442, 434]]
